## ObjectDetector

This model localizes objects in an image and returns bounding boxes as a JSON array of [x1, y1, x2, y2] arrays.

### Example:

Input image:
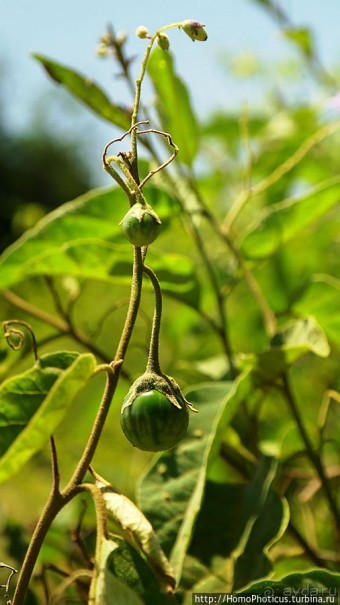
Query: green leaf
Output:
[[241, 177, 340, 259], [0, 187, 200, 308], [138, 370, 253, 583], [0, 351, 95, 483], [94, 538, 145, 605], [242, 317, 330, 380], [294, 276, 340, 344], [240, 569, 340, 599], [183, 458, 289, 594], [0, 186, 125, 290], [105, 538, 176, 605], [96, 476, 175, 594], [33, 54, 131, 130], [148, 48, 199, 167]]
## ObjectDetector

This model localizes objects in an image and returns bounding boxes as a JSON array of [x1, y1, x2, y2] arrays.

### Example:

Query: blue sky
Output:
[[1, 0, 339, 183]]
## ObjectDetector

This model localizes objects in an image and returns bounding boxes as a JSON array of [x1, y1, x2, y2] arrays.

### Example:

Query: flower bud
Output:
[[100, 32, 112, 45], [181, 20, 208, 42], [116, 30, 127, 46], [96, 43, 108, 58], [157, 33, 170, 51], [136, 25, 149, 39]]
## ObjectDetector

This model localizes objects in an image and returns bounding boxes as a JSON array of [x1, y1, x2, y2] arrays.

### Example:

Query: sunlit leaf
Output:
[[241, 177, 340, 259], [148, 48, 199, 167], [33, 54, 131, 130], [0, 351, 95, 483], [138, 370, 253, 583]]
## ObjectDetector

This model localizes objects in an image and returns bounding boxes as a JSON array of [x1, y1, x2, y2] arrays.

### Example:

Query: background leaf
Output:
[[181, 458, 289, 597], [241, 177, 340, 259], [0, 350, 95, 483], [33, 54, 132, 130], [148, 48, 199, 167]]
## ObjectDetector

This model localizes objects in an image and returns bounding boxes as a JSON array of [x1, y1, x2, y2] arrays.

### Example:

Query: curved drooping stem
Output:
[[143, 264, 162, 374]]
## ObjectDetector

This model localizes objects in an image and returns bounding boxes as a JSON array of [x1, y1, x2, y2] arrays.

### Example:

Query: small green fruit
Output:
[[121, 203, 161, 247], [121, 390, 189, 451], [157, 33, 170, 51]]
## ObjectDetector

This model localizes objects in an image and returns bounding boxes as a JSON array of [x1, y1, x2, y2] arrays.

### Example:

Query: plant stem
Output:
[[282, 373, 340, 536], [114, 246, 144, 361], [185, 216, 237, 376], [224, 121, 340, 233], [130, 22, 183, 181], [143, 265, 162, 374], [198, 196, 277, 337], [2, 288, 112, 366]]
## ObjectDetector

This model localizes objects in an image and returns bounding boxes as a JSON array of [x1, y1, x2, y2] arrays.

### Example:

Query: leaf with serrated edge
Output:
[[96, 476, 175, 595]]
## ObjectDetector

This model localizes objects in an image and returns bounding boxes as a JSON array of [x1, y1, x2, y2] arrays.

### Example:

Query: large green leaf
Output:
[[0, 350, 95, 483], [33, 54, 131, 130], [148, 48, 199, 167], [138, 370, 253, 583], [181, 458, 289, 597], [0, 186, 125, 290], [0, 187, 200, 308], [241, 176, 340, 259], [240, 569, 340, 599]]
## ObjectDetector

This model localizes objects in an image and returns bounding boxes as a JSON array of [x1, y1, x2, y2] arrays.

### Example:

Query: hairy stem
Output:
[[143, 265, 162, 374], [130, 22, 183, 181]]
